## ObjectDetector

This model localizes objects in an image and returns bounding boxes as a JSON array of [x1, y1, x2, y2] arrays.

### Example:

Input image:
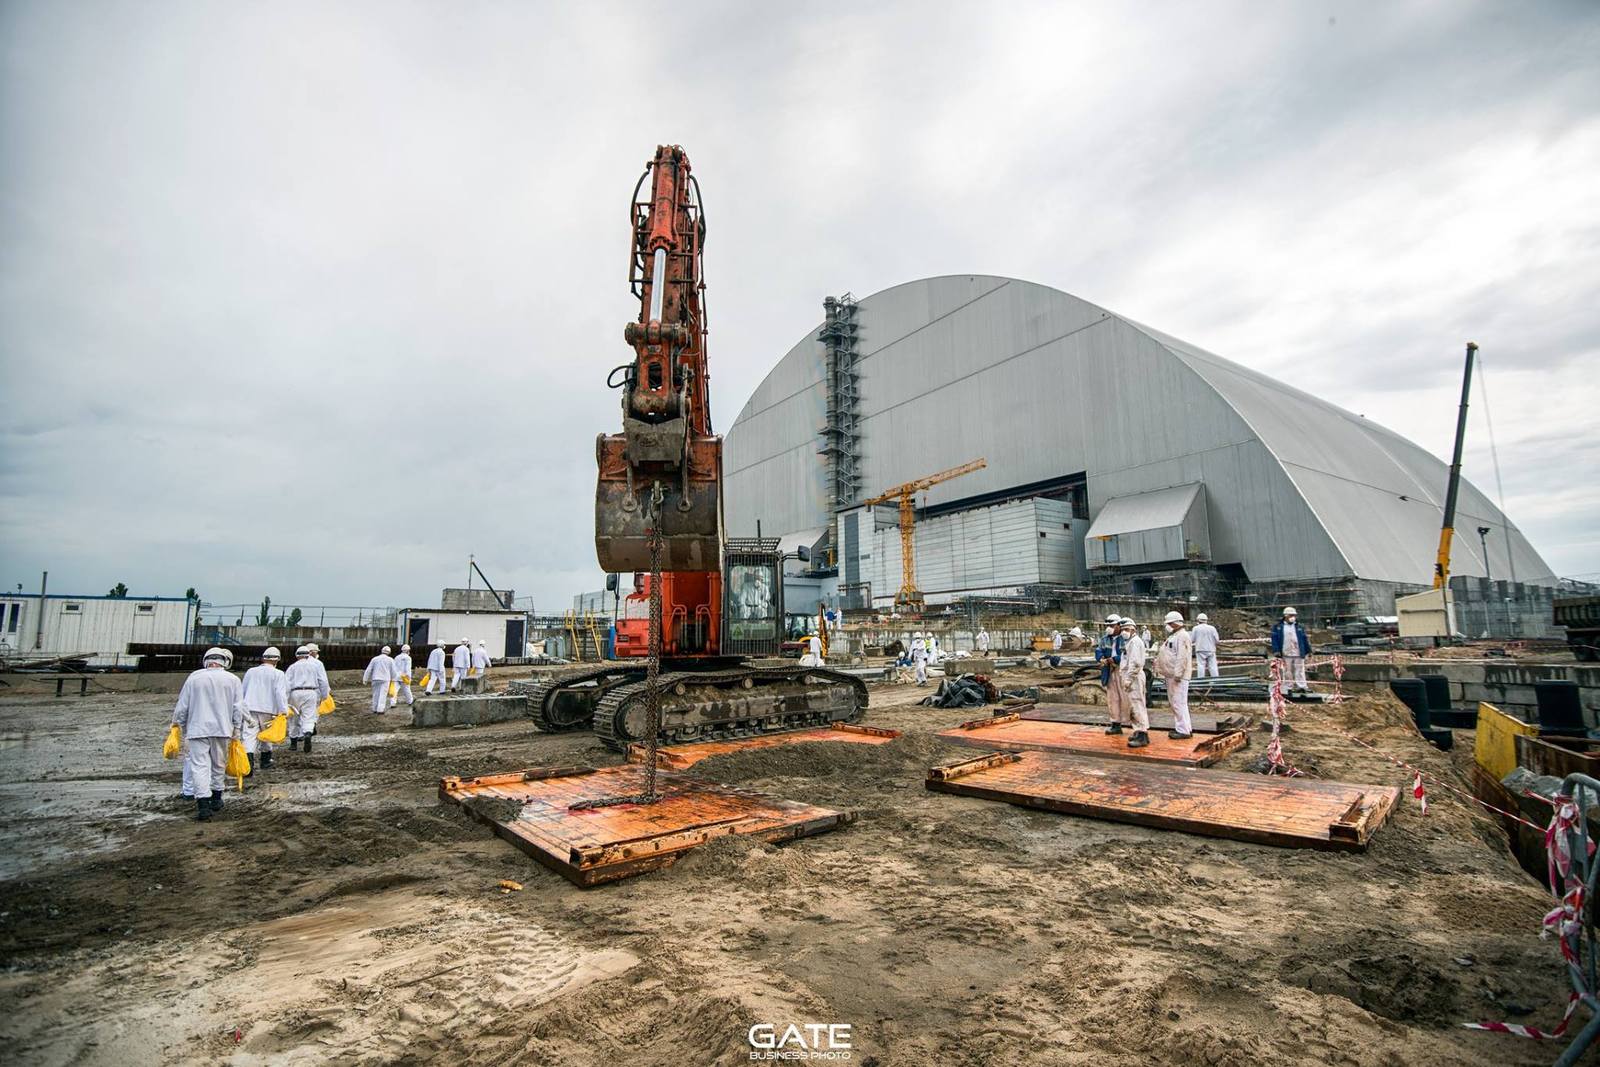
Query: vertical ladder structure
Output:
[[818, 294, 863, 514]]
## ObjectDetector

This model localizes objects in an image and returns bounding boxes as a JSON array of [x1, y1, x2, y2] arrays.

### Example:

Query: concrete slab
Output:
[[409, 694, 529, 728]]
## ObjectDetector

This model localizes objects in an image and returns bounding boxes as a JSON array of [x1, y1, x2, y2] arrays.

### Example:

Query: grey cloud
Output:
[[2, 0, 1597, 606]]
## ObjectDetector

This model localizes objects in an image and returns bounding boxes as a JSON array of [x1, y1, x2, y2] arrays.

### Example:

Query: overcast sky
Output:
[[2, 0, 1597, 617]]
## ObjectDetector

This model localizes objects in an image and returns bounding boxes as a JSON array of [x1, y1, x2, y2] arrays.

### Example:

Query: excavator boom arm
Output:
[[597, 145, 723, 574]]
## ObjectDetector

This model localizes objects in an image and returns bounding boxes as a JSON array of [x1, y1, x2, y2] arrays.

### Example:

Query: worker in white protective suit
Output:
[[799, 630, 823, 667], [426, 641, 447, 695], [472, 640, 492, 691], [1271, 607, 1311, 693], [285, 646, 328, 752], [976, 627, 990, 654], [451, 639, 471, 690], [1050, 630, 1064, 652], [362, 645, 396, 714], [172, 647, 244, 821], [1192, 613, 1220, 678], [391, 644, 414, 707], [240, 647, 289, 772], [911, 631, 928, 686], [1119, 619, 1150, 749], [1155, 611, 1194, 740], [927, 632, 940, 663]]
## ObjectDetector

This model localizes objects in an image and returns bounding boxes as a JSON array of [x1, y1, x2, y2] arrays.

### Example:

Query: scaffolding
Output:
[[818, 293, 863, 513]]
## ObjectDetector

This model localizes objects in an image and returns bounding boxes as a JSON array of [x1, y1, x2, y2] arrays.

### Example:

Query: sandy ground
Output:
[[0, 669, 1572, 1066]]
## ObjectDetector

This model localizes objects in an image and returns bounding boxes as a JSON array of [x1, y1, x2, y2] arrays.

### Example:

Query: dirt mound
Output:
[[691, 732, 960, 786]]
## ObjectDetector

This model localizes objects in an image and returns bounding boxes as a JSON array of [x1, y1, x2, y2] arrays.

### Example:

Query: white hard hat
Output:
[[306, 643, 320, 653], [1119, 618, 1135, 629], [203, 647, 233, 668], [436, 640, 445, 647], [262, 646, 281, 660], [1283, 606, 1298, 617], [1104, 614, 1119, 624], [1197, 613, 1209, 622], [477, 640, 485, 646], [401, 644, 410, 652], [380, 645, 391, 654], [1164, 611, 1184, 626], [295, 645, 309, 656]]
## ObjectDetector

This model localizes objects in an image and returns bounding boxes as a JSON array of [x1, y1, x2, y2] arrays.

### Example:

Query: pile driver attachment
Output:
[[596, 144, 723, 573]]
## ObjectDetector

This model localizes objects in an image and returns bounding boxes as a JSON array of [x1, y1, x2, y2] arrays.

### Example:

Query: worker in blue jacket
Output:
[[1094, 614, 1130, 734], [1270, 606, 1312, 693]]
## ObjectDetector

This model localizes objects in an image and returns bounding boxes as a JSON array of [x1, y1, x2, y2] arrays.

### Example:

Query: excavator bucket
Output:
[[595, 431, 722, 573]]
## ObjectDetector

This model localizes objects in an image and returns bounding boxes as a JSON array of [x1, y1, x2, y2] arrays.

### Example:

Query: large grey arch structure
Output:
[[724, 275, 1554, 614]]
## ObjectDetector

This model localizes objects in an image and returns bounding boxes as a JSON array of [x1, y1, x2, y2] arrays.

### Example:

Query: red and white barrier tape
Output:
[[1465, 796, 1593, 1040], [1263, 659, 1304, 777]]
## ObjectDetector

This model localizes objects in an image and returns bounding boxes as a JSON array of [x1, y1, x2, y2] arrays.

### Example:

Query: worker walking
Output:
[[362, 645, 396, 715], [976, 627, 990, 655], [799, 630, 823, 667], [1095, 614, 1129, 734], [472, 640, 492, 690], [285, 646, 328, 752], [911, 631, 928, 686], [1192, 613, 1220, 678], [451, 639, 471, 691], [391, 644, 415, 707], [240, 647, 288, 772], [1156, 611, 1194, 739], [1271, 606, 1311, 693], [1119, 618, 1150, 748], [172, 647, 245, 822], [425, 641, 446, 694]]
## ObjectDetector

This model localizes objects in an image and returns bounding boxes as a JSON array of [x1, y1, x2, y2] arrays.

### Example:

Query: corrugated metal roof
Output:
[[725, 276, 1558, 588], [776, 527, 827, 557], [1085, 484, 1202, 539]]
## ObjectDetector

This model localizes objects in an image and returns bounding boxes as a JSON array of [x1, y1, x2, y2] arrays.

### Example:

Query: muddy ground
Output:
[[0, 668, 1571, 1066]]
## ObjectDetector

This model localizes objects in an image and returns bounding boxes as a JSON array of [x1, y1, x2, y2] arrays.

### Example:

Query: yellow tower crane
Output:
[[863, 458, 987, 614]]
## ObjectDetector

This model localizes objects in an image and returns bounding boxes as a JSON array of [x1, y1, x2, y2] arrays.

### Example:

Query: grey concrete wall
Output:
[[1333, 660, 1600, 725]]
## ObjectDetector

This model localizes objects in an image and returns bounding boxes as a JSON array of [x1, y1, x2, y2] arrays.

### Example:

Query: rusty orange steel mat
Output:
[[440, 766, 854, 886], [926, 750, 1399, 851], [626, 722, 901, 769], [939, 713, 1248, 767], [1017, 702, 1251, 734]]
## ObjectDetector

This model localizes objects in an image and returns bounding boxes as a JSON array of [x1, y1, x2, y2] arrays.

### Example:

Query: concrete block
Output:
[[409, 694, 529, 728], [953, 659, 998, 676]]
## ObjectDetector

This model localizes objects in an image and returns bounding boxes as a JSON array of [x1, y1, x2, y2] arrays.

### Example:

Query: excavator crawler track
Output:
[[591, 665, 869, 751], [528, 665, 644, 733]]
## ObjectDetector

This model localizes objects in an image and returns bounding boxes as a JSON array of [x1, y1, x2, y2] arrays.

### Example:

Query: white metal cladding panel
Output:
[[14, 597, 189, 661], [1147, 325, 1555, 584], [870, 499, 1056, 598], [408, 612, 518, 650], [1085, 484, 1203, 538]]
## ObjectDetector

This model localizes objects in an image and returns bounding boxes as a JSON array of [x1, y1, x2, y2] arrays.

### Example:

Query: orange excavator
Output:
[[529, 145, 866, 748]]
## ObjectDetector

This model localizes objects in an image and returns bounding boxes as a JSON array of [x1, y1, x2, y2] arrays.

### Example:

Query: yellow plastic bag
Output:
[[418, 672, 431, 689], [468, 667, 480, 677], [388, 680, 398, 699], [257, 713, 288, 744], [226, 738, 251, 789], [162, 724, 182, 760], [317, 694, 335, 716], [400, 674, 411, 685]]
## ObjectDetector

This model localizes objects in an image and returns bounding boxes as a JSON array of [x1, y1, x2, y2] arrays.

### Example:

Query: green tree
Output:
[[287, 607, 303, 627], [107, 582, 128, 598], [255, 596, 272, 627]]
